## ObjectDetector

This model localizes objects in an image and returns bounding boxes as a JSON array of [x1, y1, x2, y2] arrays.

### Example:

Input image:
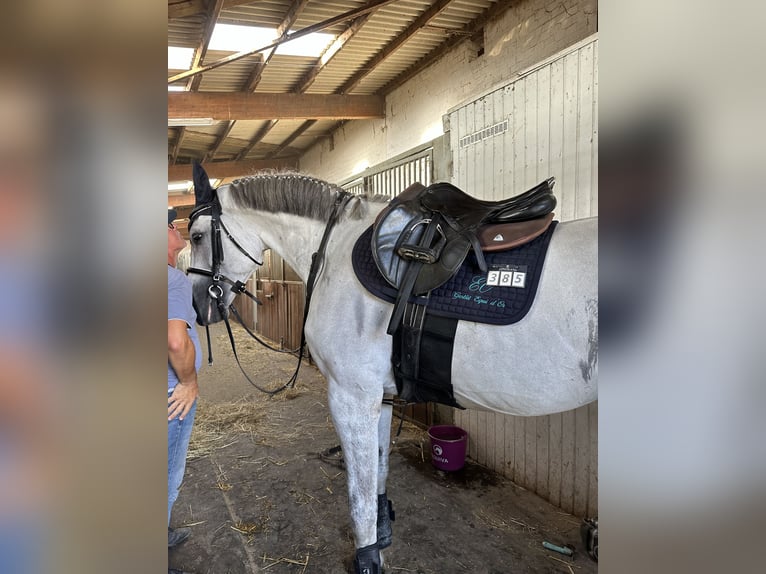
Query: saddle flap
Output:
[[372, 203, 424, 288], [412, 234, 471, 295]]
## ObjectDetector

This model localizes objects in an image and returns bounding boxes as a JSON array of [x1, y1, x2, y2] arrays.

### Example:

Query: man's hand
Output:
[[168, 380, 199, 421]]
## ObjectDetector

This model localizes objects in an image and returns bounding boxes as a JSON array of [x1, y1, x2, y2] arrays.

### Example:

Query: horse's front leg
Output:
[[327, 378, 382, 574], [376, 401, 394, 550]]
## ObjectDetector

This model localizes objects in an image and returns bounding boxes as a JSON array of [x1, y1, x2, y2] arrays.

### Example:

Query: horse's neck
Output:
[[241, 209, 330, 284], [233, 199, 383, 284]]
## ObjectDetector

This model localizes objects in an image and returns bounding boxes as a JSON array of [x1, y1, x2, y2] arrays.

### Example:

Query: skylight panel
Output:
[[168, 46, 194, 70], [209, 24, 276, 53], [275, 31, 334, 57], [208, 23, 335, 58]]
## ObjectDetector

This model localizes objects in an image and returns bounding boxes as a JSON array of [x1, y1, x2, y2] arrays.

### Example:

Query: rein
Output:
[[187, 190, 351, 396]]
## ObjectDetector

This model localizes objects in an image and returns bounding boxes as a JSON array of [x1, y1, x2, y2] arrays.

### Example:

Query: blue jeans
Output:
[[168, 391, 197, 525]]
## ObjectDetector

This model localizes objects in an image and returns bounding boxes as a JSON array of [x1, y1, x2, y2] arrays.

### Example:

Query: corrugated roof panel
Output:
[[228, 120, 273, 141], [252, 55, 316, 92], [196, 50, 266, 92], [220, 0, 303, 28], [168, 15, 207, 49], [259, 119, 310, 143], [180, 131, 219, 155]]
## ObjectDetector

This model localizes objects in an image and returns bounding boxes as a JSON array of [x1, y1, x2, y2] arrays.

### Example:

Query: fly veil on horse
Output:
[[186, 164, 598, 574]]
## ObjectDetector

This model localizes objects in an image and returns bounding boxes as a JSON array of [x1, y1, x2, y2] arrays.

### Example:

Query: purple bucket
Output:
[[427, 425, 468, 471]]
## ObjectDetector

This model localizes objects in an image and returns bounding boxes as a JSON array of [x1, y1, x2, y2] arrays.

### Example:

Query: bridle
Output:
[[186, 197, 263, 311], [186, 189, 352, 395]]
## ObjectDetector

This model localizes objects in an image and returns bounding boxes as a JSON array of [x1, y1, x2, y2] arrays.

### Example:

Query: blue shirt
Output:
[[168, 265, 202, 390]]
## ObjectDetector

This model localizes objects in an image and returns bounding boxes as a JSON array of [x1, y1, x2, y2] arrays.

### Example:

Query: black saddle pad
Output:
[[352, 221, 558, 325]]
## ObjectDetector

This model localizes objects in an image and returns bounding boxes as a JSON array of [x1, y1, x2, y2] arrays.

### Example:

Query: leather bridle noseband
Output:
[[186, 189, 351, 395]]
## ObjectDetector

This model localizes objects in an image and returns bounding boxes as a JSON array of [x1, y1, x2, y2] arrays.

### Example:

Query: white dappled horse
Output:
[[186, 167, 597, 573]]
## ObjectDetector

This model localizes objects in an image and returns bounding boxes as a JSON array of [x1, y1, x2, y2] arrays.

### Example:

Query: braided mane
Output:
[[224, 172, 370, 221]]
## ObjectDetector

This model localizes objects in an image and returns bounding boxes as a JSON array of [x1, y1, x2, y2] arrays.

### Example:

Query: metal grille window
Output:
[[341, 146, 433, 199]]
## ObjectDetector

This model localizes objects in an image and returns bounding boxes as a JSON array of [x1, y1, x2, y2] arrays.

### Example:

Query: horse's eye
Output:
[[191, 232, 203, 243]]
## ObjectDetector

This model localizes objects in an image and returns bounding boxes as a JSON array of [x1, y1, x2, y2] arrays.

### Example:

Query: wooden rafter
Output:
[[169, 92, 384, 120], [293, 14, 370, 94], [187, 0, 225, 92], [267, 121, 315, 159], [235, 121, 278, 162], [169, 127, 186, 164], [203, 121, 235, 162]]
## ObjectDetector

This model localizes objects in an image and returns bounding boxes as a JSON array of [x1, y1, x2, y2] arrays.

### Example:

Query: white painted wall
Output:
[[299, 0, 597, 184]]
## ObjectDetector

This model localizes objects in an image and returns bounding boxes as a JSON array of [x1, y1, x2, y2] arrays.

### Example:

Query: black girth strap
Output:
[[392, 305, 461, 408]]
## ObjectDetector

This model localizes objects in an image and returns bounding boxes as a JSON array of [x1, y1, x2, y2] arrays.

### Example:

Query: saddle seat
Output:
[[372, 178, 556, 296], [419, 177, 556, 228]]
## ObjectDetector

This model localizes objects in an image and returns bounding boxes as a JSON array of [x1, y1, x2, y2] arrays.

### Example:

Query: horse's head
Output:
[[187, 163, 265, 325]]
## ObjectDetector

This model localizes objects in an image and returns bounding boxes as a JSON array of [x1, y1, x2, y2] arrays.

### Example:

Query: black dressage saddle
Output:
[[371, 178, 557, 333]]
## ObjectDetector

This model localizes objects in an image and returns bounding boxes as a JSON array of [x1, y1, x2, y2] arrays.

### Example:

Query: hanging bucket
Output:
[[427, 425, 468, 471]]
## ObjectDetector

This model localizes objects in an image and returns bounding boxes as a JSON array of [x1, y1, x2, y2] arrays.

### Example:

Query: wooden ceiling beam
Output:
[[169, 92, 384, 120], [169, 158, 298, 182]]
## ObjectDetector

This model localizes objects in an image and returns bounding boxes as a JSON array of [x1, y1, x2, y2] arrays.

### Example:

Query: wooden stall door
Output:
[[254, 250, 306, 352]]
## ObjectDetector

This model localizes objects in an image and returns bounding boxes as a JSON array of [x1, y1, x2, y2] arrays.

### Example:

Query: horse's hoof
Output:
[[353, 542, 381, 574], [377, 493, 395, 549]]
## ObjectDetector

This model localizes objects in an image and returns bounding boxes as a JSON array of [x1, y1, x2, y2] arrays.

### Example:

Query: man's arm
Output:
[[168, 319, 198, 421]]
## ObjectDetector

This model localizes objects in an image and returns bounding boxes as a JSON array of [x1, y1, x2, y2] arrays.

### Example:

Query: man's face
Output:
[[168, 222, 186, 252]]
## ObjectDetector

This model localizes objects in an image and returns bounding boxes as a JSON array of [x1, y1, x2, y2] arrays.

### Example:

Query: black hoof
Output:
[[377, 493, 395, 549], [353, 542, 381, 574]]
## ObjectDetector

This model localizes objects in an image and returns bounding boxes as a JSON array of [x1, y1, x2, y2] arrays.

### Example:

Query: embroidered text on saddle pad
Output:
[[351, 221, 558, 325]]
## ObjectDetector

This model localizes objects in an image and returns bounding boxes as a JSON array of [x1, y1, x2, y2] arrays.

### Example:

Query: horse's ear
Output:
[[193, 162, 215, 206]]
